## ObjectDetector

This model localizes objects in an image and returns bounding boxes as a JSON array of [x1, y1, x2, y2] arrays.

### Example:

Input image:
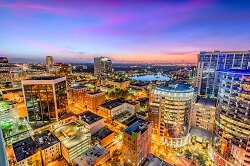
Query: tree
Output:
[[197, 154, 206, 166], [184, 149, 192, 159]]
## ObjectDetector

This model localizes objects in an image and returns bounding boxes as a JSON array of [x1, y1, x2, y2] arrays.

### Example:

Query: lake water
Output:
[[130, 75, 171, 81]]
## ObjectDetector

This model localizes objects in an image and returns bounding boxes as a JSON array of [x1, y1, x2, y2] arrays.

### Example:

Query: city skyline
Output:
[[1, 0, 250, 63]]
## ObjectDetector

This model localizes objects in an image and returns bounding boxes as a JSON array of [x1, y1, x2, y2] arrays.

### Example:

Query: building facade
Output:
[[0, 129, 8, 166], [213, 69, 250, 166], [94, 57, 112, 76], [0, 56, 10, 81], [85, 90, 105, 112], [0, 100, 18, 123], [153, 83, 196, 147], [123, 120, 152, 166], [46, 56, 54, 72], [21, 76, 68, 127], [195, 51, 250, 98], [191, 98, 216, 131]]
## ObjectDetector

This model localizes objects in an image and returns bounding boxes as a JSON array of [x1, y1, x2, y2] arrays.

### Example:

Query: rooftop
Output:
[[72, 145, 109, 166], [219, 69, 250, 75], [26, 76, 64, 80], [78, 111, 103, 125], [196, 98, 216, 107], [86, 90, 104, 95], [137, 97, 149, 103], [92, 127, 113, 140], [13, 137, 38, 162], [189, 127, 213, 141], [100, 99, 124, 110], [154, 83, 194, 93], [34, 130, 60, 150], [124, 119, 150, 135], [142, 154, 172, 166], [71, 84, 87, 89], [53, 121, 90, 149]]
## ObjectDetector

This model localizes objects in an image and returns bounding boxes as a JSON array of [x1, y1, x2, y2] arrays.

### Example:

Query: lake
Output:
[[129, 75, 171, 82]]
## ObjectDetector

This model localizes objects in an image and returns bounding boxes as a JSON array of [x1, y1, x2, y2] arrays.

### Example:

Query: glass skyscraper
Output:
[[213, 69, 250, 166], [195, 51, 250, 98], [21, 76, 68, 128]]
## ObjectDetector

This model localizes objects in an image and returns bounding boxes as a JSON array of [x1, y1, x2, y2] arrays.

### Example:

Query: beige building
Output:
[[0, 100, 18, 123], [34, 130, 61, 165], [53, 121, 91, 163], [123, 120, 152, 166], [108, 79, 130, 90], [68, 84, 88, 104], [72, 144, 110, 166], [191, 98, 216, 131]]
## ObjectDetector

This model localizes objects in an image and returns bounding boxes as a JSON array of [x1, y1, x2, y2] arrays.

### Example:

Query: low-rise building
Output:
[[72, 144, 110, 166], [123, 120, 152, 166], [53, 121, 91, 163], [13, 137, 42, 166], [34, 130, 61, 165], [92, 127, 114, 147], [78, 111, 105, 135], [108, 79, 130, 90], [85, 90, 105, 112], [136, 97, 149, 112], [99, 99, 139, 119]]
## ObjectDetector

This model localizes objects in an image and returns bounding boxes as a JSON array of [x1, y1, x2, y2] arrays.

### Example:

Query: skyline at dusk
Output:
[[1, 0, 250, 63]]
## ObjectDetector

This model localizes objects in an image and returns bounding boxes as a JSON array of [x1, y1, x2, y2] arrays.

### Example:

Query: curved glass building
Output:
[[153, 83, 196, 147], [213, 69, 250, 166]]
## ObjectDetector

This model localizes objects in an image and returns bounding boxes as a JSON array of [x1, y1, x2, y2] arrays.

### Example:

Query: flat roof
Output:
[[86, 90, 104, 95], [71, 84, 87, 89], [92, 127, 113, 140], [142, 154, 172, 166], [26, 76, 64, 80], [53, 121, 90, 149], [154, 83, 194, 93], [124, 119, 150, 135], [13, 137, 38, 162], [100, 99, 124, 110], [78, 111, 103, 125], [34, 130, 60, 150], [196, 98, 216, 107], [72, 145, 109, 166]]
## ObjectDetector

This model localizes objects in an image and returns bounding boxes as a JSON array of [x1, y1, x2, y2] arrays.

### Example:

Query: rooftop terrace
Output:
[[53, 121, 90, 149], [34, 130, 59, 150], [124, 119, 150, 135], [78, 111, 103, 125], [92, 127, 113, 140]]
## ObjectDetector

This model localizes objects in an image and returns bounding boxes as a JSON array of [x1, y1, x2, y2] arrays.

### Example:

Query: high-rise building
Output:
[[152, 83, 196, 147], [0, 100, 19, 123], [50, 63, 72, 76], [46, 56, 54, 72], [123, 120, 152, 166], [0, 56, 10, 81], [0, 129, 8, 166], [21, 76, 68, 127], [213, 69, 250, 166], [195, 51, 250, 98], [94, 57, 112, 75]]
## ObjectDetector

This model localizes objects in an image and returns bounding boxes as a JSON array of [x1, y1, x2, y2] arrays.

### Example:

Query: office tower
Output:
[[21, 76, 68, 127], [46, 56, 54, 72], [213, 69, 250, 166], [0, 129, 8, 166], [153, 83, 196, 147], [123, 120, 152, 166], [191, 98, 216, 131], [94, 57, 112, 75], [148, 101, 160, 134], [0, 56, 10, 81], [195, 50, 250, 98]]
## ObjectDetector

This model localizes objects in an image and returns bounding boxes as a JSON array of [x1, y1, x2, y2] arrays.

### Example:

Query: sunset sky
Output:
[[0, 0, 250, 63]]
